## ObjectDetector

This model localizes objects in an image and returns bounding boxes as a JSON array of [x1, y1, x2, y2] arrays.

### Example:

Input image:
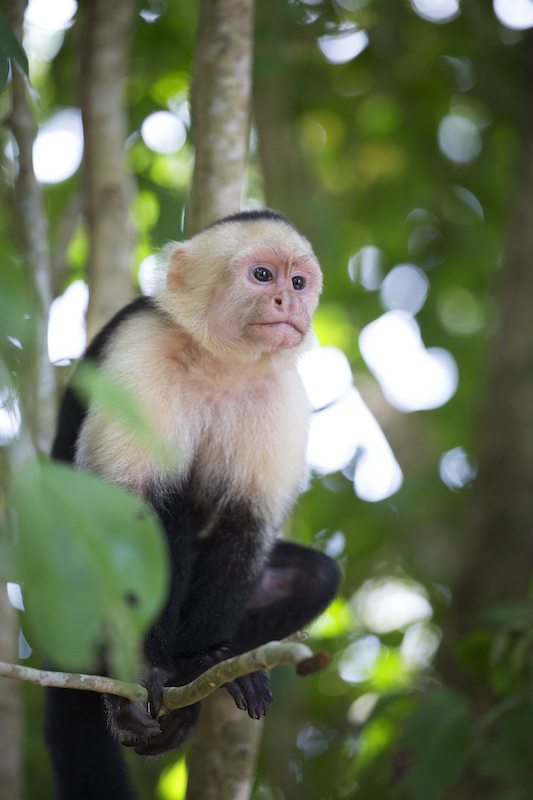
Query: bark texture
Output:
[[79, 0, 137, 339], [188, 0, 254, 234], [7, 0, 55, 454], [185, 1, 257, 798], [186, 692, 263, 800], [0, 585, 22, 800]]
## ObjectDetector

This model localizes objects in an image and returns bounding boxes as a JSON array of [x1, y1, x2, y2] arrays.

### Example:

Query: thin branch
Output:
[[0, 661, 146, 702], [0, 639, 330, 713]]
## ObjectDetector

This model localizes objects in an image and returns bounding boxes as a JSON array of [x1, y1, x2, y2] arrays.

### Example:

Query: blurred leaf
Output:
[[157, 756, 188, 800], [10, 459, 168, 677], [311, 597, 354, 638], [73, 362, 182, 475], [394, 689, 471, 800]]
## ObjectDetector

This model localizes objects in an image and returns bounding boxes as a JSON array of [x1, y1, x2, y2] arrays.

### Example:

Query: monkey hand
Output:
[[105, 667, 200, 756]]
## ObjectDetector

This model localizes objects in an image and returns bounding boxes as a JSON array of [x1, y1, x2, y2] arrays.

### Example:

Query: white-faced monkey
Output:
[[45, 209, 340, 799]]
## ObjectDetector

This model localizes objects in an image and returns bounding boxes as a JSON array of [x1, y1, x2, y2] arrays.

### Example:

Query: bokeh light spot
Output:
[[33, 109, 84, 184]]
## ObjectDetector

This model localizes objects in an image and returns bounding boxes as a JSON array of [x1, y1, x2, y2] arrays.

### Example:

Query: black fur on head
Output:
[[205, 208, 295, 231]]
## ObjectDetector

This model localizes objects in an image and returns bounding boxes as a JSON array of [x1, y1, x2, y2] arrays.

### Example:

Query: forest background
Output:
[[0, 0, 532, 799]]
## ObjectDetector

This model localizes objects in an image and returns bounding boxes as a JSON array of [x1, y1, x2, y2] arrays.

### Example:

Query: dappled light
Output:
[[299, 346, 403, 501], [141, 111, 187, 155], [493, 0, 533, 29], [23, 0, 76, 65], [318, 22, 369, 64], [379, 263, 429, 315], [439, 446, 477, 489], [359, 311, 458, 412], [438, 113, 482, 163], [410, 0, 460, 24], [348, 245, 383, 291], [47, 280, 88, 364], [438, 286, 486, 334], [353, 578, 432, 634], [338, 635, 381, 684], [32, 108, 84, 184], [138, 254, 159, 294]]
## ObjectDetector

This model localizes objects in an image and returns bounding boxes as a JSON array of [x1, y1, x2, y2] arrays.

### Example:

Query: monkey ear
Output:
[[166, 243, 190, 293]]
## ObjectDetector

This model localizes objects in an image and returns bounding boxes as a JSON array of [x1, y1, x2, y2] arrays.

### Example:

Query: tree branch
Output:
[[0, 639, 330, 714]]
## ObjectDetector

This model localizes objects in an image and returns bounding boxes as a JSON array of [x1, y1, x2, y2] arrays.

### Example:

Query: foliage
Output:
[[9, 459, 168, 678]]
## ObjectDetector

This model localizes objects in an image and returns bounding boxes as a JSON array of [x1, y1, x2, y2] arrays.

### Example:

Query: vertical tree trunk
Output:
[[79, 0, 137, 339], [188, 0, 254, 235], [186, 692, 263, 800], [439, 42, 533, 796], [185, 2, 259, 799], [454, 53, 533, 622], [7, 0, 55, 455], [0, 584, 22, 800]]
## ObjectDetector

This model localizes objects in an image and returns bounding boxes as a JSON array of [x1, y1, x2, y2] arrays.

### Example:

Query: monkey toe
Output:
[[225, 670, 272, 719]]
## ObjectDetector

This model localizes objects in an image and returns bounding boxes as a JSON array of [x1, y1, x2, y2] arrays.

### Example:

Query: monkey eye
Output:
[[292, 275, 306, 290], [253, 266, 273, 282]]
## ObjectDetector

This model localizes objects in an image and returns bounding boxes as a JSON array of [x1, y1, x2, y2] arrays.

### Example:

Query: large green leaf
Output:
[[11, 459, 169, 678]]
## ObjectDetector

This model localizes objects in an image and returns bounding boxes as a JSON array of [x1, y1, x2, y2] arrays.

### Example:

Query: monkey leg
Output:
[[233, 540, 340, 653]]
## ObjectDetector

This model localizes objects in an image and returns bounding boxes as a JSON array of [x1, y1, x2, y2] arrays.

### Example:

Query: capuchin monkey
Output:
[[45, 209, 340, 800]]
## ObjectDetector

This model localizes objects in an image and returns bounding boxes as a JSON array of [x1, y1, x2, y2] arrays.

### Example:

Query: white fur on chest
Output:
[[76, 310, 310, 525]]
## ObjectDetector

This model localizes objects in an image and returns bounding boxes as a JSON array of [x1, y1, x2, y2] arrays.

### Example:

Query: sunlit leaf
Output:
[[310, 597, 353, 638]]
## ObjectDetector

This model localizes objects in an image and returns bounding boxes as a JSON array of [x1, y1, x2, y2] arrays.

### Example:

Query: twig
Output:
[[0, 639, 330, 714]]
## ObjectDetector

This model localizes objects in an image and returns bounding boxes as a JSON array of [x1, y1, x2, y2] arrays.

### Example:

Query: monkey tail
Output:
[[45, 687, 136, 800]]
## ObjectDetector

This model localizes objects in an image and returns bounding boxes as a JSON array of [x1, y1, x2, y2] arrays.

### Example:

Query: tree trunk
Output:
[[185, 2, 258, 799], [188, 0, 254, 234], [0, 584, 22, 800], [79, 0, 137, 340], [454, 50, 533, 623], [186, 692, 263, 800], [7, 0, 55, 455]]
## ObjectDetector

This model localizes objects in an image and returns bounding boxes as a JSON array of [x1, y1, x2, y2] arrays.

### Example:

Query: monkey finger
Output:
[[142, 667, 169, 719]]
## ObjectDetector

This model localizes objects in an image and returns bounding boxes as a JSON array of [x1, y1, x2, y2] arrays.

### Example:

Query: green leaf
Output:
[[0, 10, 29, 84], [395, 689, 472, 800], [10, 459, 169, 677]]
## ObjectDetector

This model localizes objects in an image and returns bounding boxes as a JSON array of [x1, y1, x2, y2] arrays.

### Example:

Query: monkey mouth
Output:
[[251, 321, 304, 335]]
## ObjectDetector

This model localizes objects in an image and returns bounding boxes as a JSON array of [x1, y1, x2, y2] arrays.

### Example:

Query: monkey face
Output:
[[209, 242, 322, 355], [159, 217, 323, 360]]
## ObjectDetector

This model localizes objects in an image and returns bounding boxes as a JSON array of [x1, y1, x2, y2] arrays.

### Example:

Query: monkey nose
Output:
[[274, 296, 283, 307]]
